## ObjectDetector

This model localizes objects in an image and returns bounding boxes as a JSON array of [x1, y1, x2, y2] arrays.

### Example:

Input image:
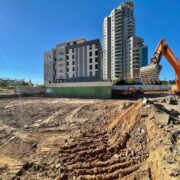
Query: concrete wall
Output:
[[15, 87, 45, 95], [112, 85, 172, 91], [45, 81, 112, 99]]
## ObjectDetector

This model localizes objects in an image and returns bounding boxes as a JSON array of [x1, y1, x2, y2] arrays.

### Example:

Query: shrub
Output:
[[113, 78, 125, 85], [127, 79, 135, 85], [0, 81, 8, 87]]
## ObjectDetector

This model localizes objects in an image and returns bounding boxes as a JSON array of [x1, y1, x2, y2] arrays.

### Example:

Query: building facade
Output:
[[44, 38, 102, 84], [103, 1, 148, 81], [103, 16, 111, 80], [126, 36, 148, 80]]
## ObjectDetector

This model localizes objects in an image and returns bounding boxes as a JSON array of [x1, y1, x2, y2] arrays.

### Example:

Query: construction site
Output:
[[0, 0, 180, 179], [0, 39, 180, 180], [0, 95, 179, 180]]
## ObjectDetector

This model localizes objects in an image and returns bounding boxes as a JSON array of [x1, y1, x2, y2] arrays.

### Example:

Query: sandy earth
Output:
[[0, 97, 179, 180]]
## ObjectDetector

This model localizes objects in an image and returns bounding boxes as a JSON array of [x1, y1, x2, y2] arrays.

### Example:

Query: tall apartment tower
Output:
[[103, 1, 148, 81], [103, 16, 111, 80]]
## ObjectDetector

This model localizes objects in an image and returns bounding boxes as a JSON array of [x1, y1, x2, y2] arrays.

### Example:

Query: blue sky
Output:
[[0, 0, 179, 83]]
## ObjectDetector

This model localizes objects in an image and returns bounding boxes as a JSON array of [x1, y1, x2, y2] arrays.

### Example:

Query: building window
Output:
[[67, 68, 69, 72], [95, 64, 98, 69], [89, 45, 92, 50], [95, 51, 98, 56], [72, 61, 75, 65], [66, 56, 69, 60], [66, 50, 69, 54], [95, 43, 98, 49], [72, 54, 75, 59], [89, 65, 92, 70], [95, 71, 98, 76], [73, 67, 75, 71], [59, 52, 64, 55], [89, 52, 92, 56], [72, 48, 75, 53], [58, 58, 63, 61], [73, 42, 77, 45], [89, 58, 92, 63], [89, 72, 92, 77], [95, 57, 98, 62], [67, 62, 69, 66]]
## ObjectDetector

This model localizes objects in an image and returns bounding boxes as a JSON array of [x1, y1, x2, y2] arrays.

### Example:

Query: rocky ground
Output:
[[0, 97, 179, 180]]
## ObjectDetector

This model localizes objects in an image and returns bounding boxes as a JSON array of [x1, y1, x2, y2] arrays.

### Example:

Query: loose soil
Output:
[[0, 97, 179, 180]]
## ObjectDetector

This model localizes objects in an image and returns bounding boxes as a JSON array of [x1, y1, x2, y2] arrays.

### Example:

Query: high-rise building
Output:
[[126, 36, 148, 80], [44, 38, 102, 85], [103, 17, 111, 80], [103, 1, 148, 81]]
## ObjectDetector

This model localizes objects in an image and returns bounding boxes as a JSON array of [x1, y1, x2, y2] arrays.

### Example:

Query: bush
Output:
[[127, 79, 135, 85], [113, 78, 125, 85], [0, 81, 8, 87]]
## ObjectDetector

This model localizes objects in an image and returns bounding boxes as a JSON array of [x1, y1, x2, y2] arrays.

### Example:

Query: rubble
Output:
[[154, 112, 170, 126]]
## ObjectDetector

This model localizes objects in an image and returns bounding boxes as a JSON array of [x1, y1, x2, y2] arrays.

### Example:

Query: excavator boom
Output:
[[140, 39, 180, 93]]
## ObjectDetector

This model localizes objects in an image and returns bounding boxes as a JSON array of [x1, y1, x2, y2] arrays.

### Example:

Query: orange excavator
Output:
[[140, 39, 180, 105]]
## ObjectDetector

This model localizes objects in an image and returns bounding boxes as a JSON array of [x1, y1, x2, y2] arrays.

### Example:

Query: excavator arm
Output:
[[140, 39, 180, 93]]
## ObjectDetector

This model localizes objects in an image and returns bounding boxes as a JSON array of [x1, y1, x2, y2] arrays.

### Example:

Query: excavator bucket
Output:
[[140, 64, 162, 85]]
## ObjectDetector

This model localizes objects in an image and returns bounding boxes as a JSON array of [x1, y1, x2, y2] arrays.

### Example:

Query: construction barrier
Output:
[[15, 87, 45, 95], [112, 85, 172, 91], [45, 81, 112, 99]]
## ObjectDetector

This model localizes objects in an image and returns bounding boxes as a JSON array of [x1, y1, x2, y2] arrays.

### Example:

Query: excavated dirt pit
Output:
[[0, 97, 179, 180]]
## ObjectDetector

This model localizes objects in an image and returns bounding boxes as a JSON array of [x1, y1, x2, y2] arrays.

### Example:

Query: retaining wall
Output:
[[45, 81, 112, 99], [112, 85, 172, 91], [15, 87, 45, 95]]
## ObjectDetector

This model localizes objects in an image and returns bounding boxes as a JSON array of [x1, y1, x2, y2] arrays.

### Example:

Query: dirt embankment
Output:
[[0, 97, 179, 179]]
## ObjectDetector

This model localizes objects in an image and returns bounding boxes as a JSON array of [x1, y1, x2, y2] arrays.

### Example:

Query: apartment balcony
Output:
[[115, 67, 123, 71], [115, 39, 123, 43], [115, 42, 123, 46], [115, 22, 123, 26], [115, 32, 123, 37], [115, 53, 123, 56], [115, 34, 122, 39], [128, 21, 135, 25], [115, 10, 123, 14], [115, 14, 123, 19]]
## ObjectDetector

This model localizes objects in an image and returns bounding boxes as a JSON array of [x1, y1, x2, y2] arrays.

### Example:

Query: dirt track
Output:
[[0, 97, 179, 179]]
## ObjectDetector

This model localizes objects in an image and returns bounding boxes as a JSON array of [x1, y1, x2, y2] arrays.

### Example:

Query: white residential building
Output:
[[44, 38, 102, 84]]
